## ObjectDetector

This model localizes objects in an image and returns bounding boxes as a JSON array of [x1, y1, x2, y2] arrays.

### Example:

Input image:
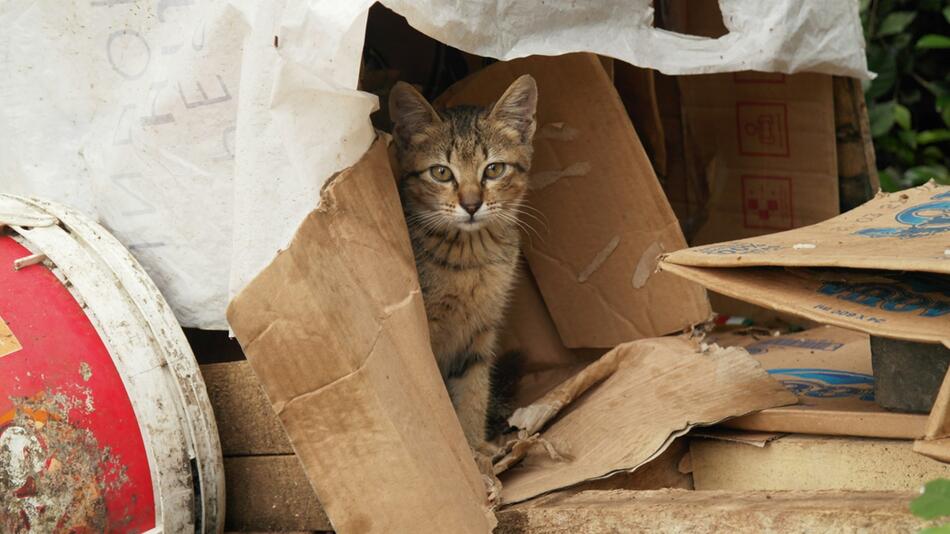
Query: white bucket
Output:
[[0, 195, 224, 532]]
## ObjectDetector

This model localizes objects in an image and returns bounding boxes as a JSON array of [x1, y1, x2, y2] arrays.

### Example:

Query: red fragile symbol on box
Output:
[[736, 102, 790, 157], [742, 175, 793, 230]]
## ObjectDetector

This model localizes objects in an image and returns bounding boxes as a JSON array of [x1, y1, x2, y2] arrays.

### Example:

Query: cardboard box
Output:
[[227, 53, 801, 532], [710, 326, 928, 439], [691, 434, 950, 492]]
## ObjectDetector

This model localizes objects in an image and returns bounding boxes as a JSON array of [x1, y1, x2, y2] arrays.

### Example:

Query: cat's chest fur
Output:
[[410, 227, 520, 374]]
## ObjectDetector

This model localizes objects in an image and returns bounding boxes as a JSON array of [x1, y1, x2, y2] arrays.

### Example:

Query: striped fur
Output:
[[389, 76, 537, 453]]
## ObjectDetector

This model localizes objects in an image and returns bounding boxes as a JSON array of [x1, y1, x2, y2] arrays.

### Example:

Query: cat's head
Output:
[[389, 75, 537, 232]]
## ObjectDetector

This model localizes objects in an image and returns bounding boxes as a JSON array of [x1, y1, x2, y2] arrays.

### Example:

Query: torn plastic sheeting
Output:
[[3, 0, 868, 328]]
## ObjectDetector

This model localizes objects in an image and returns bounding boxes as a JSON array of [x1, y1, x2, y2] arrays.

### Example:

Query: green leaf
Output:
[[912, 479, 950, 519], [940, 92, 950, 127], [918, 130, 950, 144], [905, 165, 950, 187], [920, 525, 950, 534], [917, 35, 950, 49], [877, 11, 917, 37], [866, 47, 897, 99], [944, 6, 950, 24], [869, 101, 897, 137], [878, 168, 900, 193], [923, 146, 945, 162], [898, 129, 918, 149], [895, 103, 912, 130]]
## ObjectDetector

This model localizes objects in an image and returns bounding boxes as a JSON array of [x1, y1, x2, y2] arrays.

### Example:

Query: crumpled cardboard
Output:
[[227, 138, 495, 534], [711, 326, 928, 439], [496, 337, 797, 504], [660, 182, 950, 349], [439, 53, 711, 348]]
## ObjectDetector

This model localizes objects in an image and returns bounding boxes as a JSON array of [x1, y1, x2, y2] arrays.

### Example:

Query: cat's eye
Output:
[[429, 165, 453, 182], [483, 162, 507, 180]]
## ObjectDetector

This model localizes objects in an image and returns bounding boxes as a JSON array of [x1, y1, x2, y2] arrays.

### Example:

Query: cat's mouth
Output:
[[458, 217, 488, 231]]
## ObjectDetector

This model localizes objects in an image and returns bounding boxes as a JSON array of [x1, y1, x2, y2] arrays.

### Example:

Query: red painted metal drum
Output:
[[0, 196, 223, 532]]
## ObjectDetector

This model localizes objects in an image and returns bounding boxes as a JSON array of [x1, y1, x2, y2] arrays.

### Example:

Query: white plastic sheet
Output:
[[0, 0, 870, 328]]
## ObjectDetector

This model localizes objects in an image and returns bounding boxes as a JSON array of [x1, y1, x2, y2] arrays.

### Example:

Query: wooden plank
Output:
[[496, 489, 923, 533], [224, 455, 331, 532], [201, 361, 293, 455]]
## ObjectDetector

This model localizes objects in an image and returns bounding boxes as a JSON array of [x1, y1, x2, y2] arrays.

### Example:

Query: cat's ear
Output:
[[489, 74, 538, 143], [389, 82, 441, 146]]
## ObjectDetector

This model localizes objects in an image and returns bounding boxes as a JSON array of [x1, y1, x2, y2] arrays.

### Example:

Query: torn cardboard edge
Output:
[[496, 336, 796, 504], [228, 136, 497, 533]]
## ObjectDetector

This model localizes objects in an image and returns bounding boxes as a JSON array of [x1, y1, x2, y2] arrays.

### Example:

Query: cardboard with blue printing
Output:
[[708, 326, 928, 439], [660, 181, 950, 348]]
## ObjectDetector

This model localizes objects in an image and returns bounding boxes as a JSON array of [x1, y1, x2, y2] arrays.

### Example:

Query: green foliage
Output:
[[862, 0, 950, 191], [912, 479, 950, 532]]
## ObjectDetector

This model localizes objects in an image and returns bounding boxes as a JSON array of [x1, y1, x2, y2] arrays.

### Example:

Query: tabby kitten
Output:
[[389, 75, 537, 456]]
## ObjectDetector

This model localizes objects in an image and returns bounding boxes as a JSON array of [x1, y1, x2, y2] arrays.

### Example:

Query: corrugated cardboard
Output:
[[691, 434, 950, 492], [227, 138, 495, 534], [665, 0, 841, 247], [497, 337, 796, 504], [710, 326, 928, 439], [660, 182, 950, 348], [679, 72, 840, 246], [438, 53, 711, 348]]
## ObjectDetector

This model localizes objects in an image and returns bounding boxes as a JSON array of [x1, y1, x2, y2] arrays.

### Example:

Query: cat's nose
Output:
[[461, 200, 482, 215]]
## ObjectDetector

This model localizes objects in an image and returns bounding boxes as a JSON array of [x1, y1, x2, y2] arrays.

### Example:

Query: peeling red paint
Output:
[[0, 236, 155, 532]]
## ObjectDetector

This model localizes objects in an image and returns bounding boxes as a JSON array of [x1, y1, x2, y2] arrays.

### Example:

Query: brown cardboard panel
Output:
[[224, 455, 330, 532], [496, 489, 923, 533], [498, 268, 601, 407], [711, 326, 928, 439], [497, 337, 796, 504], [679, 72, 840, 246], [614, 62, 667, 176], [663, 265, 950, 347], [438, 53, 710, 348], [227, 138, 494, 534], [691, 434, 950, 492], [664, 182, 950, 273], [661, 183, 950, 347]]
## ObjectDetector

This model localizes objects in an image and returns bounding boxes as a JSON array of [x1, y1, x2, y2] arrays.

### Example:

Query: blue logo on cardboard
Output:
[[855, 191, 950, 239], [769, 368, 875, 401]]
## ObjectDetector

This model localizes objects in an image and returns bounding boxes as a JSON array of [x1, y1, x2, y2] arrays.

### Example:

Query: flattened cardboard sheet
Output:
[[439, 53, 710, 348], [712, 326, 928, 439], [661, 182, 950, 348], [498, 337, 796, 504], [228, 138, 493, 534]]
